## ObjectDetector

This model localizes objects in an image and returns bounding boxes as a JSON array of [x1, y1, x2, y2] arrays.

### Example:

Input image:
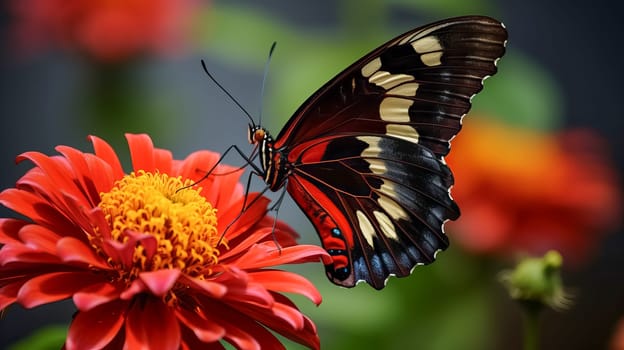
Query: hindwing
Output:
[[286, 135, 458, 289]]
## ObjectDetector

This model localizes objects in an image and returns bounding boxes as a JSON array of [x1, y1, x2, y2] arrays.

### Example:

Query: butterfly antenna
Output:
[[258, 42, 277, 127], [200, 59, 255, 126]]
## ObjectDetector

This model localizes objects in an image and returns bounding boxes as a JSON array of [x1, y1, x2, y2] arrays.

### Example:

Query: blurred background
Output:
[[0, 0, 622, 349]]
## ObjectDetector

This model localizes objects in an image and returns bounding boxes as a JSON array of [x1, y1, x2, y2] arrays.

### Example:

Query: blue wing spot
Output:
[[331, 227, 342, 237], [331, 267, 350, 280]]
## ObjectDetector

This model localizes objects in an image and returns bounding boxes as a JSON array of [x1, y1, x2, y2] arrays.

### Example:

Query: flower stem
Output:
[[521, 301, 542, 350]]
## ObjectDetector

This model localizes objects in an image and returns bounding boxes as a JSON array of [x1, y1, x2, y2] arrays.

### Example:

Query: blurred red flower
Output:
[[9, 0, 200, 62], [446, 118, 621, 264], [611, 316, 624, 350], [0, 134, 329, 349]]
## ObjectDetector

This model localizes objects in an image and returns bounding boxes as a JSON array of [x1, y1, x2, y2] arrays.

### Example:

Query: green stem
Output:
[[521, 301, 542, 350]]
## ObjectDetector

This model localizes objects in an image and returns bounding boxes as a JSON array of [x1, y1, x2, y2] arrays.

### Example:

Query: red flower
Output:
[[610, 316, 624, 350], [9, 0, 199, 62], [446, 119, 621, 264], [0, 134, 330, 349]]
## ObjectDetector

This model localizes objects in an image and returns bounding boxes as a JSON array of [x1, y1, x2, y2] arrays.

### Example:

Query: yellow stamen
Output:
[[97, 170, 224, 281]]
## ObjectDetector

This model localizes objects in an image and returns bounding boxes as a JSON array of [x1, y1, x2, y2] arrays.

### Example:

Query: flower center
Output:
[[98, 170, 224, 279]]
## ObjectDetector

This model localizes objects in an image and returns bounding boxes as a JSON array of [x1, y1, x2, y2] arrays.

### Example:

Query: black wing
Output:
[[278, 16, 507, 288]]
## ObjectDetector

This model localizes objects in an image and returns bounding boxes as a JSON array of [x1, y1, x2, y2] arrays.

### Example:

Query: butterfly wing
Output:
[[278, 16, 507, 288], [286, 135, 458, 289]]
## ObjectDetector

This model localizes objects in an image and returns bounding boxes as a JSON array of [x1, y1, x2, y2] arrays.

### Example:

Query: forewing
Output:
[[274, 15, 507, 159]]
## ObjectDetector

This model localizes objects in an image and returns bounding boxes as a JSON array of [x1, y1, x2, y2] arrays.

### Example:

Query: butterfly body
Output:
[[249, 16, 507, 289]]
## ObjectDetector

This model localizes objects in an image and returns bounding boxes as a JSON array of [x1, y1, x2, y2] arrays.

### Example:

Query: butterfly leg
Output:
[[177, 144, 263, 193], [219, 169, 272, 243], [266, 181, 290, 254]]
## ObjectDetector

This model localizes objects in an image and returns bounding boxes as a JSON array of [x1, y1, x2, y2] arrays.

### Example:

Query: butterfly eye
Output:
[[254, 129, 266, 144], [246, 125, 258, 144], [247, 125, 267, 145]]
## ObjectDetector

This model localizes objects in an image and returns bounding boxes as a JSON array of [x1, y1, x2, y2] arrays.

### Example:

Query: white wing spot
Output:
[[369, 71, 414, 90], [373, 210, 399, 241], [378, 186, 409, 220], [367, 158, 386, 175], [356, 210, 376, 248], [380, 97, 413, 122], [411, 36, 442, 53], [386, 124, 420, 144], [356, 136, 386, 174], [411, 36, 443, 66], [387, 82, 419, 97], [420, 52, 443, 67], [357, 136, 382, 157], [361, 57, 382, 78]]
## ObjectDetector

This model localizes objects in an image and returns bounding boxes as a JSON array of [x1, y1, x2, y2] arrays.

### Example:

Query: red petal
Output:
[[267, 300, 305, 330], [0, 218, 26, 245], [179, 275, 227, 298], [202, 298, 283, 350], [219, 227, 273, 261], [103, 231, 157, 268], [218, 194, 269, 241], [89, 207, 112, 240], [57, 191, 102, 237], [208, 265, 249, 287], [125, 230, 158, 258], [120, 278, 148, 300], [180, 325, 226, 350], [15, 153, 95, 216], [222, 324, 263, 350], [19, 224, 62, 253], [55, 146, 102, 206], [102, 240, 135, 268], [125, 297, 181, 350], [73, 282, 122, 311], [173, 151, 218, 181], [66, 299, 126, 350], [16, 152, 78, 197], [0, 189, 80, 237], [139, 269, 181, 297], [230, 296, 303, 332], [237, 293, 320, 349], [126, 134, 156, 172], [249, 270, 322, 305], [255, 217, 300, 245], [222, 281, 274, 309], [0, 281, 23, 309], [202, 164, 244, 209], [233, 243, 331, 270], [17, 271, 106, 308], [173, 151, 243, 206], [176, 307, 226, 343], [83, 153, 117, 194], [153, 148, 173, 174], [0, 245, 60, 265], [57, 236, 110, 269], [88, 135, 125, 180]]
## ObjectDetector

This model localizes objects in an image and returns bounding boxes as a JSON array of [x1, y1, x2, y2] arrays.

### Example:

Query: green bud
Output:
[[499, 250, 572, 310]]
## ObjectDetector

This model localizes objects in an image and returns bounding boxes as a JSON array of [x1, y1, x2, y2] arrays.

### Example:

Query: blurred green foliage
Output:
[[8, 325, 67, 350]]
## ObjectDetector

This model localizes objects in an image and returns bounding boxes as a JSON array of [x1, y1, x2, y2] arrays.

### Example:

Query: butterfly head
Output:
[[247, 124, 269, 145]]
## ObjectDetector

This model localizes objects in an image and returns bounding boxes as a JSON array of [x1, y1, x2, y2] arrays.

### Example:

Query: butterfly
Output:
[[246, 15, 507, 289]]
